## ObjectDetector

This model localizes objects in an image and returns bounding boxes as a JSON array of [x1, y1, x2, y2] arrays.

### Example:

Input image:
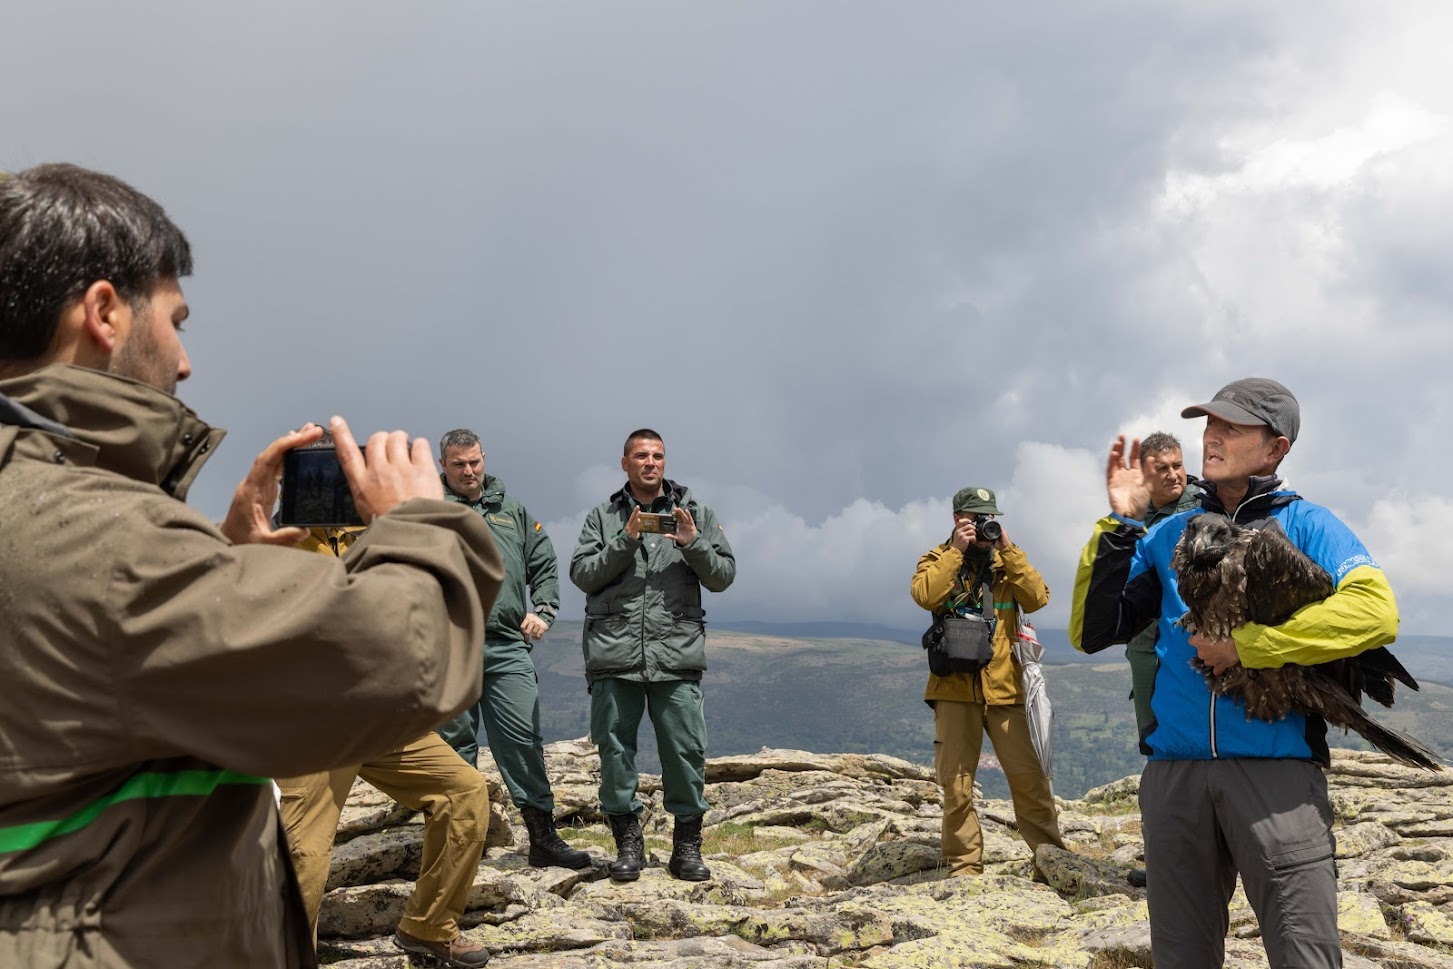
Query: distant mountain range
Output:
[[524, 621, 1453, 801], [712, 621, 1453, 680]]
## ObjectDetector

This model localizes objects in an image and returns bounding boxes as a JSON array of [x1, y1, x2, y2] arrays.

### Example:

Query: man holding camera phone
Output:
[[0, 164, 502, 968], [570, 429, 735, 883], [911, 487, 1063, 878]]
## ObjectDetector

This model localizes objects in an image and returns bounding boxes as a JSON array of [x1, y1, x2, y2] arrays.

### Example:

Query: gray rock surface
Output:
[[312, 743, 1453, 967]]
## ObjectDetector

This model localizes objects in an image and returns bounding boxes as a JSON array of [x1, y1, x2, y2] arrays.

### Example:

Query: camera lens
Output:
[[977, 518, 1003, 543]]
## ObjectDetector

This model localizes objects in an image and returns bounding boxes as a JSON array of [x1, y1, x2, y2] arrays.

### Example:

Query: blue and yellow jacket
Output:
[[1069, 476, 1398, 765]]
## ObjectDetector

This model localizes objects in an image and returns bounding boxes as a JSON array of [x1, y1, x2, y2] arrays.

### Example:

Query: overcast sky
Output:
[[5, 2, 1450, 635]]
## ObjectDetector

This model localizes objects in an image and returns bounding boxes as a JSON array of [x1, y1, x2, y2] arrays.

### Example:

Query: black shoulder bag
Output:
[[921, 564, 996, 676]]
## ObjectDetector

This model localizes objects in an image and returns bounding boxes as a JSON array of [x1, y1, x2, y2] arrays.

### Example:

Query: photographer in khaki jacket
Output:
[[911, 486, 1064, 877]]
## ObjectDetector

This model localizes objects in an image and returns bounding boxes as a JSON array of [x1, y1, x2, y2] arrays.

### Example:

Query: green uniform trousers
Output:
[[276, 732, 488, 944], [933, 699, 1064, 876], [589, 678, 709, 819], [438, 640, 556, 812], [1126, 641, 1159, 740]]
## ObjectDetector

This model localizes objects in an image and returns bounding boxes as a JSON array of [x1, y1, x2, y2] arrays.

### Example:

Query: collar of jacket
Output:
[[1147, 477, 1204, 520], [442, 472, 506, 508], [1198, 474, 1300, 519], [0, 363, 224, 500], [610, 478, 688, 510]]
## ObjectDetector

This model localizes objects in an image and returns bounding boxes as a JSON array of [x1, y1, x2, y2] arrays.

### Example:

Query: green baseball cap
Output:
[[952, 486, 1000, 515]]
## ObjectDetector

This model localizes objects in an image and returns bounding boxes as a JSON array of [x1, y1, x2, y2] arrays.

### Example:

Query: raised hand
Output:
[[1106, 434, 1151, 520]]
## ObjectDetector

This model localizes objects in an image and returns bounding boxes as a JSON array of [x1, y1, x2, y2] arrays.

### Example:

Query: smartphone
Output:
[[637, 511, 677, 534], [278, 442, 363, 527]]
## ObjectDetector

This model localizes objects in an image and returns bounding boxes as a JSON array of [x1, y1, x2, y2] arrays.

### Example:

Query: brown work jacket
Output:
[[0, 365, 502, 968], [911, 542, 1050, 705]]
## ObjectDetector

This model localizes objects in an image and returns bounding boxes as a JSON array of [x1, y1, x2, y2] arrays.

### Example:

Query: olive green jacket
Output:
[[569, 480, 735, 683], [0, 365, 503, 969], [444, 473, 560, 648]]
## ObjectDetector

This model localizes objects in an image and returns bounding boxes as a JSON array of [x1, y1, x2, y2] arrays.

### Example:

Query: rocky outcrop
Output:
[[315, 744, 1453, 967]]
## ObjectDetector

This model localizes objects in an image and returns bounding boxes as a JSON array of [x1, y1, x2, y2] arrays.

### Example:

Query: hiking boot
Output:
[[1128, 867, 1148, 888], [606, 812, 645, 882], [520, 804, 592, 870], [667, 815, 711, 882], [393, 928, 490, 967]]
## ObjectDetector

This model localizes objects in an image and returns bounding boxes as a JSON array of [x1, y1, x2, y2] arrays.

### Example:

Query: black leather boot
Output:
[[667, 815, 711, 882], [520, 805, 592, 870], [607, 812, 644, 882]]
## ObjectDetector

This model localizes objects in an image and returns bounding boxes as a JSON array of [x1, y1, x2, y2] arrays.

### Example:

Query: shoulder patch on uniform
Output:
[[533, 521, 542, 531]]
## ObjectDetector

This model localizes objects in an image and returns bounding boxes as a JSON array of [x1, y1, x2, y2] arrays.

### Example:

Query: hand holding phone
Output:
[[636, 511, 677, 535]]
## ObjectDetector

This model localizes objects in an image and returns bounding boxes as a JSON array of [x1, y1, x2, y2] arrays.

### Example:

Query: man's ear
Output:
[[79, 280, 127, 353], [1269, 435, 1292, 463], [48, 280, 127, 367]]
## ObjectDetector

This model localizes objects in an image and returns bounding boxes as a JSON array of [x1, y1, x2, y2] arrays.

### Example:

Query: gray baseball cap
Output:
[[1181, 377, 1300, 444]]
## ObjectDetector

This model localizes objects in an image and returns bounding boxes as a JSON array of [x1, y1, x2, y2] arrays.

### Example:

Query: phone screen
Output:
[[278, 445, 363, 527]]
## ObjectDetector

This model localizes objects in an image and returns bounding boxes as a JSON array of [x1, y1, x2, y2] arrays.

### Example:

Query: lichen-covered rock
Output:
[[304, 741, 1453, 967]]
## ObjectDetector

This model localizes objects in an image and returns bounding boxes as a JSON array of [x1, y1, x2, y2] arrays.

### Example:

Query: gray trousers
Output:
[[1140, 759, 1341, 969]]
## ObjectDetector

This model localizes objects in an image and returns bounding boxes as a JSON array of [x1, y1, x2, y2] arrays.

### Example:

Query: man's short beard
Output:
[[109, 296, 177, 394]]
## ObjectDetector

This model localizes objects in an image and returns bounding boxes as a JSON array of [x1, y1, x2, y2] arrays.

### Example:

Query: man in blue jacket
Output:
[[1070, 378, 1398, 969]]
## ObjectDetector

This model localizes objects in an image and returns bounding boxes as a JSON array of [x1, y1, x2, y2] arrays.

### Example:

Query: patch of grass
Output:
[[704, 821, 809, 856]]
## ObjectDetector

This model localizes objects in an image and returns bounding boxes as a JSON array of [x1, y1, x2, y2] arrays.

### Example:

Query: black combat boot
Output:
[[520, 804, 592, 870], [667, 815, 711, 882], [606, 812, 645, 882]]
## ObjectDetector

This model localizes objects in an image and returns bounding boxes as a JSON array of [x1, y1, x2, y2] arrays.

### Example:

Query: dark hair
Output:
[[439, 428, 481, 456], [1140, 431, 1182, 460], [0, 163, 193, 365], [623, 428, 663, 455]]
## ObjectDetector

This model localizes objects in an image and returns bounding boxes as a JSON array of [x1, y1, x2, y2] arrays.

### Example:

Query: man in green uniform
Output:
[[436, 428, 590, 871], [1121, 431, 1201, 889], [570, 429, 736, 883]]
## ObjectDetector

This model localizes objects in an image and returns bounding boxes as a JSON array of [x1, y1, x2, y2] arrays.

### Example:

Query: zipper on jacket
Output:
[[1208, 692, 1219, 758]]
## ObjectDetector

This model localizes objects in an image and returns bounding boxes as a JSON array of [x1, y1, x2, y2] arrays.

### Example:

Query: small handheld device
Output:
[[278, 441, 363, 528], [637, 511, 677, 534]]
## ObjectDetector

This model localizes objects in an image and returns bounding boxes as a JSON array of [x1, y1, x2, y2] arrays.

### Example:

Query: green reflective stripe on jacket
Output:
[[0, 769, 269, 854]]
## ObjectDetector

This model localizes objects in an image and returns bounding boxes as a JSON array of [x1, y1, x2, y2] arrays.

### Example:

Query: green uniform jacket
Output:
[[911, 543, 1050, 706], [1125, 478, 1204, 656], [570, 480, 736, 684], [0, 365, 503, 969], [444, 474, 560, 645]]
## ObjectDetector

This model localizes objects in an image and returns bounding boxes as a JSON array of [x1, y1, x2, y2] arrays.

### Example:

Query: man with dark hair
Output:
[[435, 428, 591, 871], [1070, 378, 1399, 968], [570, 429, 735, 883], [0, 164, 503, 968]]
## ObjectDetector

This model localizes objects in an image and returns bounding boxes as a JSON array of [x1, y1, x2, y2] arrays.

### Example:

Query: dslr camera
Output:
[[277, 435, 364, 528], [974, 514, 1002, 544]]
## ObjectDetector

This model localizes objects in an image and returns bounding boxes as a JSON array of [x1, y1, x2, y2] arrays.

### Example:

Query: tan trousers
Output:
[[933, 699, 1064, 876], [276, 732, 488, 943]]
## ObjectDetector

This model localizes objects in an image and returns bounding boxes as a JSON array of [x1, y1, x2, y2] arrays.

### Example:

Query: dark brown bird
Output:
[[1172, 514, 1440, 771]]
